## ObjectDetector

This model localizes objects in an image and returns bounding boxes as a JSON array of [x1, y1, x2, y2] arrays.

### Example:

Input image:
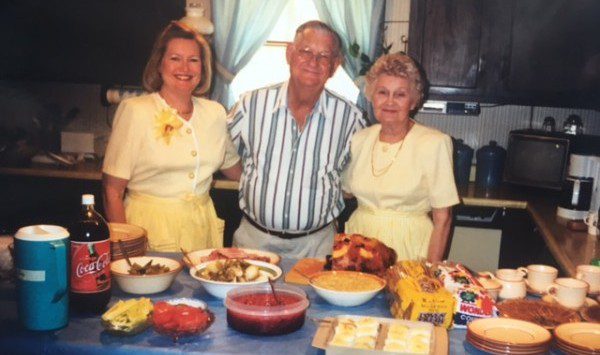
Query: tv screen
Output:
[[504, 133, 569, 190]]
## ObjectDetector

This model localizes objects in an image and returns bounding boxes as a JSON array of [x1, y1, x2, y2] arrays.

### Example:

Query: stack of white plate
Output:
[[554, 322, 600, 355], [109, 223, 147, 260], [466, 318, 551, 354]]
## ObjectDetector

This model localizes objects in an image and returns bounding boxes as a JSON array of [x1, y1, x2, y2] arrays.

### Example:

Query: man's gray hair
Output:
[[294, 20, 343, 59]]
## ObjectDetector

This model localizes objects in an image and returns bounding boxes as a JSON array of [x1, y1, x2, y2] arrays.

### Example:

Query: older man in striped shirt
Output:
[[227, 21, 366, 258]]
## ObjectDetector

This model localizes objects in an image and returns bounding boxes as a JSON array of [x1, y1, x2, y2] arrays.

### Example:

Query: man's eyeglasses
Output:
[[296, 47, 334, 65]]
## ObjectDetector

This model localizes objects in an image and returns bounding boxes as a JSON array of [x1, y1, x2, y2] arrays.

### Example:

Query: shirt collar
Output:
[[274, 81, 328, 118]]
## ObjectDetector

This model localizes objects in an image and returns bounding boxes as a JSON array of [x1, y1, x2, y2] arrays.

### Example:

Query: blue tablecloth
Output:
[[0, 255, 560, 354]]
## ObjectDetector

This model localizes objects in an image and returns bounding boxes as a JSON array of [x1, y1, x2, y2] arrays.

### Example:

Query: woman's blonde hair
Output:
[[364, 52, 426, 110], [142, 21, 213, 96]]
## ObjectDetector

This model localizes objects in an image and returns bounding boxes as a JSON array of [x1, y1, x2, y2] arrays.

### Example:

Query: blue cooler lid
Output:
[[14, 225, 69, 241]]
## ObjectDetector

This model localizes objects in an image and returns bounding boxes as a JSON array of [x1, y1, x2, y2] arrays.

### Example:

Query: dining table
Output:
[[0, 253, 565, 354]]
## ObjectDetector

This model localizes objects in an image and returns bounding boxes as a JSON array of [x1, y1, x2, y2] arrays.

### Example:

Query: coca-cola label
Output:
[[70, 240, 111, 293]]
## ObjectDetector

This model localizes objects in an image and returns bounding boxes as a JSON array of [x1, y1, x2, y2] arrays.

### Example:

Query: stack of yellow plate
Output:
[[466, 318, 551, 354], [109, 223, 147, 260], [554, 322, 600, 355]]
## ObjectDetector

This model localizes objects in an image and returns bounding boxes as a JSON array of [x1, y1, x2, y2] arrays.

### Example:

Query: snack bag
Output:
[[452, 285, 497, 328], [433, 262, 498, 328], [386, 260, 455, 329]]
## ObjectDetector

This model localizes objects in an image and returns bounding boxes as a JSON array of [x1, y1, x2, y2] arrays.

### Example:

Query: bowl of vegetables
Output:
[[111, 256, 182, 294], [190, 259, 282, 299], [152, 298, 214, 341]]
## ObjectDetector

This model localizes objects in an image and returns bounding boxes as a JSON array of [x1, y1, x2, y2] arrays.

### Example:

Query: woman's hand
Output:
[[427, 207, 453, 262], [220, 161, 242, 181], [102, 173, 129, 223]]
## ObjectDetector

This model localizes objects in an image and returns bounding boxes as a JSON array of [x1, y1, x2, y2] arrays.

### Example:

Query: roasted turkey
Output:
[[327, 233, 397, 276]]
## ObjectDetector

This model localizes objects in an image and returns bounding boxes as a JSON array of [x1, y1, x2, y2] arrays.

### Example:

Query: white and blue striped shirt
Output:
[[227, 81, 366, 232]]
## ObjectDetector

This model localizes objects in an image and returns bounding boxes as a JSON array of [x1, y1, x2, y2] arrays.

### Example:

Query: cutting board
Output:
[[284, 258, 326, 285]]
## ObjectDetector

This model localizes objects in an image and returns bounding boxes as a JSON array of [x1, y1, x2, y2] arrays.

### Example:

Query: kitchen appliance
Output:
[[557, 154, 600, 220], [14, 225, 69, 330], [504, 130, 570, 190], [563, 114, 584, 135], [449, 206, 503, 272]]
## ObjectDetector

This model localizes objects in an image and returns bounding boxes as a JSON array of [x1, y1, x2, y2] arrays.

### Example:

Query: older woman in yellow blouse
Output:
[[102, 22, 241, 252], [342, 53, 459, 262]]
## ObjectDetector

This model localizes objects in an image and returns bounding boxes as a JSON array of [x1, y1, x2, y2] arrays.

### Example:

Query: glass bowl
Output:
[[152, 298, 214, 341]]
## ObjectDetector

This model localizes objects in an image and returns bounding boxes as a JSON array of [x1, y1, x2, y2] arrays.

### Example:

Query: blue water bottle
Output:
[[475, 141, 506, 188]]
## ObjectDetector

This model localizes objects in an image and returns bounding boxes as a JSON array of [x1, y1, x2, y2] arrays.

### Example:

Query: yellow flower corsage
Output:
[[154, 108, 183, 145]]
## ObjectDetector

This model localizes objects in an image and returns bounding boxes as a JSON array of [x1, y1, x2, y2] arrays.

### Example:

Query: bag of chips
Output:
[[386, 260, 455, 329], [433, 262, 498, 328]]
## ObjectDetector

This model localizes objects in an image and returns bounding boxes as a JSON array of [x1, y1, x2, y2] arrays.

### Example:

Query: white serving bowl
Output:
[[190, 259, 282, 299], [111, 256, 182, 294], [309, 270, 386, 307]]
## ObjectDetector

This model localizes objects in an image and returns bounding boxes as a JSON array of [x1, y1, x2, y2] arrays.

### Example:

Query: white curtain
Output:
[[211, 0, 289, 108], [313, 0, 385, 122]]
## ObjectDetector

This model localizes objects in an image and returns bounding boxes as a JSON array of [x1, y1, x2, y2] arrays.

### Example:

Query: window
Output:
[[229, 0, 359, 103]]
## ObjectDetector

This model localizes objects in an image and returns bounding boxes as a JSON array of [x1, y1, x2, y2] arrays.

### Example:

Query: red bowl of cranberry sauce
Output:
[[224, 283, 310, 336]]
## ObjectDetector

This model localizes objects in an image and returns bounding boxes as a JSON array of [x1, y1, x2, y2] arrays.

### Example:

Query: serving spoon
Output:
[[118, 239, 133, 267], [180, 248, 196, 269], [267, 278, 281, 305]]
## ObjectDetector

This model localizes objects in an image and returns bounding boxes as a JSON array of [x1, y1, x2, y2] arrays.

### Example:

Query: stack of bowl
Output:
[[109, 223, 147, 260], [466, 318, 551, 354]]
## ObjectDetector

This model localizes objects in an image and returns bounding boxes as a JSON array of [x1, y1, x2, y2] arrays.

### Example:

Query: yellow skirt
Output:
[[345, 205, 433, 260], [125, 192, 224, 252]]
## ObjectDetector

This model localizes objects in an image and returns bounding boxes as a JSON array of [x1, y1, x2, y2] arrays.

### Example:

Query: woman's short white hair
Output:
[[364, 52, 426, 110]]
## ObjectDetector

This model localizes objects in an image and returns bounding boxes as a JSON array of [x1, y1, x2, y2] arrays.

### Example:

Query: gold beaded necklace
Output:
[[370, 123, 413, 177]]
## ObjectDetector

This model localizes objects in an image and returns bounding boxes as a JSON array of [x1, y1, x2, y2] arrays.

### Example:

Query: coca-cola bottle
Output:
[[69, 194, 111, 314]]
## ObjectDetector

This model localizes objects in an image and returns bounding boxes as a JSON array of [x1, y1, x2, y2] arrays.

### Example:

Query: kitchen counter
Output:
[[0, 162, 238, 190], [458, 184, 598, 276], [1, 163, 597, 277]]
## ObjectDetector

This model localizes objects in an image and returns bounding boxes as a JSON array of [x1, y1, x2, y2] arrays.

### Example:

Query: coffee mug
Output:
[[495, 268, 525, 282], [14, 225, 69, 330], [546, 277, 589, 309], [479, 270, 526, 300], [517, 264, 558, 293], [584, 211, 598, 236], [576, 264, 600, 294], [477, 277, 502, 301]]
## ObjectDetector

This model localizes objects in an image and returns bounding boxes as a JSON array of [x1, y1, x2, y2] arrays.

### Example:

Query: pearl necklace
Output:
[[370, 124, 413, 177], [371, 138, 405, 177]]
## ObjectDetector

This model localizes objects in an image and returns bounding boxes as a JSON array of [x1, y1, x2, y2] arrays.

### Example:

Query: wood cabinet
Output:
[[499, 209, 560, 271], [408, 0, 512, 103], [505, 0, 600, 108], [408, 0, 600, 109], [0, 0, 185, 86]]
